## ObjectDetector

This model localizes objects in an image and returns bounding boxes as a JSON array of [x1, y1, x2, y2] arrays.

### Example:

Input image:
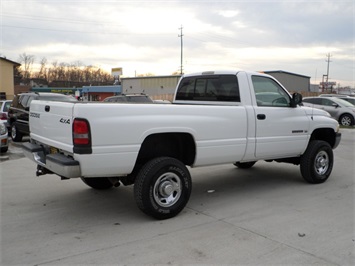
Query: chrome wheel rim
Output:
[[314, 151, 329, 176], [11, 126, 16, 139], [153, 172, 182, 207]]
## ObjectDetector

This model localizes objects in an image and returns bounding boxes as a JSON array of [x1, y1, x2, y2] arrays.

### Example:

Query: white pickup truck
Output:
[[23, 70, 341, 219]]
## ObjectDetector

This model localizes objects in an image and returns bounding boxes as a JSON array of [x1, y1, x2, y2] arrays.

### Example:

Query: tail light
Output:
[[0, 112, 7, 120], [73, 118, 92, 154]]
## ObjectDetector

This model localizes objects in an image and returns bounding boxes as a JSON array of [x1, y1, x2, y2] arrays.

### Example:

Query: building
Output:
[[0, 57, 21, 100], [31, 87, 82, 95], [264, 70, 311, 92], [81, 85, 121, 101], [121, 75, 181, 96], [120, 71, 311, 98]]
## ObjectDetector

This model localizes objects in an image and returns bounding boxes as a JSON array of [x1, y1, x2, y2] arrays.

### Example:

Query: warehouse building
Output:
[[264, 70, 310, 92], [121, 75, 181, 95], [120, 71, 311, 99]]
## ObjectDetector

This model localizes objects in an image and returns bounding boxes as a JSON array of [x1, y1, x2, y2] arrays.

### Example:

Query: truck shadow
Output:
[[35, 161, 307, 222]]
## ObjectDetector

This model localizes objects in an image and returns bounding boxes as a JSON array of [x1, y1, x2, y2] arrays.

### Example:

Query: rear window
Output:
[[1, 101, 12, 112], [176, 75, 240, 102]]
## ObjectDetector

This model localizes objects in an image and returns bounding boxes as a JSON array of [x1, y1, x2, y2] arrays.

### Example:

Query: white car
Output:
[[0, 121, 8, 153]]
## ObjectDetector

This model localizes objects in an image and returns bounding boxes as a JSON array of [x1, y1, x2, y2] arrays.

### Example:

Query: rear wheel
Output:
[[134, 157, 192, 220], [234, 161, 256, 169], [81, 177, 114, 190], [11, 124, 23, 142], [300, 140, 333, 184]]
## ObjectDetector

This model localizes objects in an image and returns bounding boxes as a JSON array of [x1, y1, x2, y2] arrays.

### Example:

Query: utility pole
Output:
[[325, 53, 332, 83], [325, 53, 332, 92], [178, 25, 184, 75]]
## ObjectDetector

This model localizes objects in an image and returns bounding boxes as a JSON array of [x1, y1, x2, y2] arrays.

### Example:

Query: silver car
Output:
[[303, 96, 355, 126]]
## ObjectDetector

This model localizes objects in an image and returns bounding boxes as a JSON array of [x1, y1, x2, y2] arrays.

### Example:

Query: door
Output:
[[251, 75, 310, 159], [320, 98, 339, 118]]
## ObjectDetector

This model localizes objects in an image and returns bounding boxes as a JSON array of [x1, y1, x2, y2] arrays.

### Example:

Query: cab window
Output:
[[176, 75, 240, 102], [252, 76, 290, 107]]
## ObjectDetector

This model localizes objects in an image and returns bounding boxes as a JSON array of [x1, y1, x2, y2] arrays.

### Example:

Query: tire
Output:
[[11, 124, 23, 142], [81, 177, 114, 190], [300, 140, 333, 184], [339, 114, 354, 126], [234, 161, 256, 169], [134, 157, 192, 220]]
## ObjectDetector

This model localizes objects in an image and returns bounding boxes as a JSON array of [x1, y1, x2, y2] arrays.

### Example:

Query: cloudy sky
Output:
[[1, 0, 354, 87]]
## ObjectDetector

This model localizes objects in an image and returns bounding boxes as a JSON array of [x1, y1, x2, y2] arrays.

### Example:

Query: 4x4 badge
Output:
[[60, 118, 71, 124]]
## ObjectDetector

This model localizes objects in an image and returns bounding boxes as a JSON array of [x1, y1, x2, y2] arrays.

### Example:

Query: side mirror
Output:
[[332, 103, 340, 108], [290, 92, 302, 107]]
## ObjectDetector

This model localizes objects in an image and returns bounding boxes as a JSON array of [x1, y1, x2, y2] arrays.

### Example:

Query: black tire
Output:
[[300, 140, 333, 184], [134, 157, 192, 220], [81, 177, 114, 190], [11, 124, 23, 142], [234, 161, 256, 169], [339, 114, 354, 126]]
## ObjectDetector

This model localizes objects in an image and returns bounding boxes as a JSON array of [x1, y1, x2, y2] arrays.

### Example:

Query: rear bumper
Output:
[[22, 142, 81, 178]]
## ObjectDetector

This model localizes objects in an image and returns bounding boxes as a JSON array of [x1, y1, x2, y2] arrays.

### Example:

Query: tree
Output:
[[18, 53, 35, 79], [37, 57, 47, 79]]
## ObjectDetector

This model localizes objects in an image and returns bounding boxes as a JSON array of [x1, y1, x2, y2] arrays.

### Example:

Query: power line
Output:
[[1, 24, 173, 36]]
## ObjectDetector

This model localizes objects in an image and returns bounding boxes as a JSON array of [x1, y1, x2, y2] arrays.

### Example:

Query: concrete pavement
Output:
[[1, 129, 354, 265]]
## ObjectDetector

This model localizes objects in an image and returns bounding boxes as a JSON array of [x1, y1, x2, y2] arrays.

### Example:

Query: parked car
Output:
[[7, 92, 78, 142], [339, 97, 355, 105], [303, 96, 355, 126], [0, 121, 8, 153], [103, 94, 154, 103], [319, 94, 348, 97], [0, 100, 12, 129]]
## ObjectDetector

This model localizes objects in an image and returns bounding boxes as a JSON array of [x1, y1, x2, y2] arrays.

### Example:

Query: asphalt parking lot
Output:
[[1, 129, 354, 265]]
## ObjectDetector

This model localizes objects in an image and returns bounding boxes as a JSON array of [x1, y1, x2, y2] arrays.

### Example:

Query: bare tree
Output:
[[18, 53, 35, 79], [37, 57, 47, 79], [16, 52, 115, 86]]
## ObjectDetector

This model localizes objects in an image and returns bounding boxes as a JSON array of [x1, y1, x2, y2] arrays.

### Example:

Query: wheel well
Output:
[[310, 128, 337, 148], [339, 113, 354, 122], [135, 133, 196, 166]]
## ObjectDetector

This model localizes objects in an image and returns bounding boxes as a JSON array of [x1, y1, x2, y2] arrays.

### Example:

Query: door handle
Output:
[[45, 105, 50, 112], [257, 114, 266, 120]]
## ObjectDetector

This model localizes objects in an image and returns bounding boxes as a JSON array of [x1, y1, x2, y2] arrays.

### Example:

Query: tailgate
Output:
[[29, 100, 75, 150]]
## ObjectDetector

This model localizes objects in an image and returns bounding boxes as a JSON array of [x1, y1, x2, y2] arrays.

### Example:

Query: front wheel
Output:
[[134, 157, 192, 220], [300, 140, 333, 184], [339, 114, 354, 126], [81, 177, 114, 189]]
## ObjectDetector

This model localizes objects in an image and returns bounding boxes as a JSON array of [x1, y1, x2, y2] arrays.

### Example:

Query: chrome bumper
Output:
[[22, 142, 81, 178]]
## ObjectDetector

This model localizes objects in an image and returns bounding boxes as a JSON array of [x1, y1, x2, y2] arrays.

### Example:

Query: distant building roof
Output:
[[0, 57, 21, 66], [121, 75, 181, 80], [82, 85, 121, 93], [264, 70, 310, 79]]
